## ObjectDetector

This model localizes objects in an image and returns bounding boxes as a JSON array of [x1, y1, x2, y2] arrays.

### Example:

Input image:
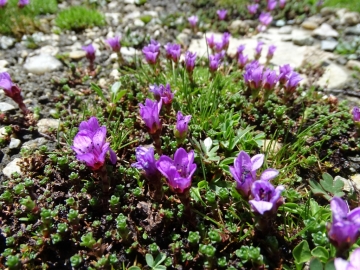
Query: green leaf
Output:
[[128, 267, 141, 270], [311, 246, 329, 263], [113, 89, 127, 103], [145, 254, 154, 267], [111, 81, 121, 94], [154, 253, 166, 266], [324, 260, 336, 270], [293, 240, 311, 264], [309, 258, 323, 270], [90, 83, 106, 102], [153, 266, 166, 270]]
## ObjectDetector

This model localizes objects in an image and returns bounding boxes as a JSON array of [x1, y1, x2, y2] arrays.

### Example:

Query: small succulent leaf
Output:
[[208, 145, 219, 156], [311, 246, 329, 263], [145, 254, 154, 267], [322, 172, 333, 183], [154, 266, 166, 270], [309, 180, 327, 195], [293, 240, 311, 264], [203, 137, 213, 152], [154, 253, 166, 266], [220, 140, 229, 149], [128, 267, 141, 270], [111, 81, 121, 94], [309, 258, 323, 270], [324, 260, 336, 270]]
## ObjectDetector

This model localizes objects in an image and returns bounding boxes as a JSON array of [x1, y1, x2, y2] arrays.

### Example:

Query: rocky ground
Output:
[[1, 0, 358, 178]]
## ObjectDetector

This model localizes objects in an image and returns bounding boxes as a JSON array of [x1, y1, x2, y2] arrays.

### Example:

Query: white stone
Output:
[[134, 19, 145, 27], [37, 45, 59, 56], [0, 102, 15, 112], [123, 11, 141, 21], [262, 140, 283, 156], [9, 138, 21, 149], [0, 36, 15, 49], [350, 174, 360, 191], [37, 118, 60, 133], [278, 26, 292, 34], [3, 158, 22, 178], [334, 176, 353, 192], [21, 137, 48, 151], [24, 54, 62, 75], [120, 47, 138, 56], [110, 69, 120, 80], [0, 60, 9, 69]]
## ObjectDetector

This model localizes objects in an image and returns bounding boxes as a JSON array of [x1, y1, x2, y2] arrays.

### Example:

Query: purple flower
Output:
[[106, 36, 121, 52], [164, 43, 181, 63], [175, 111, 192, 139], [259, 12, 273, 26], [352, 107, 360, 122], [238, 53, 248, 69], [139, 99, 162, 134], [230, 151, 265, 198], [156, 148, 197, 193], [185, 51, 197, 73], [335, 248, 360, 270], [278, 64, 293, 84], [149, 83, 174, 105], [217, 9, 227, 20], [18, 0, 29, 8], [244, 65, 264, 90], [279, 0, 287, 8], [222, 32, 231, 50], [209, 53, 222, 72], [71, 117, 117, 170], [267, 45, 277, 59], [132, 146, 158, 177], [255, 41, 264, 59], [316, 0, 324, 7], [247, 4, 259, 15], [142, 41, 160, 65], [82, 44, 96, 63], [0, 0, 7, 7], [237, 44, 246, 56], [327, 197, 360, 252], [263, 69, 278, 90], [284, 72, 302, 93], [188, 15, 198, 28], [249, 180, 284, 215], [267, 0, 277, 11], [206, 34, 216, 49], [0, 72, 28, 113]]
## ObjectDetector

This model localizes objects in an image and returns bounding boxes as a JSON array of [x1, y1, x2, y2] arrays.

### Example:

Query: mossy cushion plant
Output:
[[0, 0, 57, 36], [55, 6, 106, 31]]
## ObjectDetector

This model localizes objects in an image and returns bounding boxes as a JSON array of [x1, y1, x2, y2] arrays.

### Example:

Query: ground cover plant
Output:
[[1, 0, 360, 269]]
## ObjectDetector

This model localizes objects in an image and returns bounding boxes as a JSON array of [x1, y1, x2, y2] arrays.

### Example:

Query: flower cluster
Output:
[[206, 32, 231, 53], [257, 12, 273, 32], [0, 0, 7, 8], [18, 0, 29, 8], [174, 111, 191, 142], [188, 15, 198, 29], [216, 9, 227, 20], [230, 151, 283, 215], [352, 106, 360, 122], [71, 117, 117, 170], [247, 4, 259, 15], [149, 83, 174, 105], [184, 51, 197, 74], [327, 197, 360, 254]]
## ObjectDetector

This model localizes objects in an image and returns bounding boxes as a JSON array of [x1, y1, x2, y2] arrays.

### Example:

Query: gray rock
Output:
[[228, 20, 249, 35], [9, 138, 21, 149], [120, 47, 138, 57], [350, 174, 360, 191], [21, 137, 48, 151], [278, 25, 292, 34], [342, 12, 360, 26], [3, 158, 22, 178], [176, 32, 189, 46], [0, 127, 9, 139], [24, 54, 63, 75], [312, 23, 339, 39], [345, 24, 360, 35], [293, 34, 314, 46], [133, 19, 145, 27], [335, 56, 348, 65], [275, 20, 285, 27], [37, 118, 60, 133], [0, 102, 15, 112], [69, 50, 86, 60], [346, 60, 360, 70], [38, 45, 59, 56], [321, 40, 338, 51], [320, 7, 336, 16], [0, 36, 15, 49]]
